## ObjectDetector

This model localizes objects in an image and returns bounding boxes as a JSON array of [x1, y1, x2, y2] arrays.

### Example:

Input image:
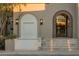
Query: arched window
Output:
[[53, 10, 73, 38]]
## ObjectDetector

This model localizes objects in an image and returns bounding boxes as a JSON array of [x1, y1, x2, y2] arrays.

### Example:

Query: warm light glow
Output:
[[56, 21, 66, 25], [13, 4, 45, 12], [56, 15, 66, 25]]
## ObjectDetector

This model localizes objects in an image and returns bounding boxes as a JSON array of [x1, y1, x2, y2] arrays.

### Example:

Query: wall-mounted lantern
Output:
[[16, 19, 19, 25], [40, 19, 43, 25]]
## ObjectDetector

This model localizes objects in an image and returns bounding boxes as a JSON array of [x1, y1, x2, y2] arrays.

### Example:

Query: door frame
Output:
[[53, 10, 73, 38]]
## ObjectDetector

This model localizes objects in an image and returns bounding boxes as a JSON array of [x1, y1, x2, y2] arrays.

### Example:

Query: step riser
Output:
[[41, 39, 79, 50]]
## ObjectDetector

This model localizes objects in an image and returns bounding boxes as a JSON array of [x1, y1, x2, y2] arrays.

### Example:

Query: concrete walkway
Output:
[[0, 49, 79, 56], [0, 38, 79, 56]]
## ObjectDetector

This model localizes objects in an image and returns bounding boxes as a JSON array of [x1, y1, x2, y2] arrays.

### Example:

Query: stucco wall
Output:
[[77, 4, 79, 39], [44, 3, 77, 38], [13, 3, 78, 39]]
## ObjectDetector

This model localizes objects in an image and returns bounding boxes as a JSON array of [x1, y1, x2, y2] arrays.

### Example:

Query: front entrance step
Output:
[[41, 38, 79, 51]]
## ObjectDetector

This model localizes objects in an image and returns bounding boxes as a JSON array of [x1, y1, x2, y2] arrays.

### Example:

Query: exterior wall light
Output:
[[16, 19, 19, 25], [40, 19, 43, 25]]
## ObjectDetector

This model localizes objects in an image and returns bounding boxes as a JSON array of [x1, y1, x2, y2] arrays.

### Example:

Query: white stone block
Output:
[[14, 38, 41, 51]]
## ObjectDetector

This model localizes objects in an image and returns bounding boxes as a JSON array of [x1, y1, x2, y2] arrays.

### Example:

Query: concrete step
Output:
[[41, 38, 79, 51]]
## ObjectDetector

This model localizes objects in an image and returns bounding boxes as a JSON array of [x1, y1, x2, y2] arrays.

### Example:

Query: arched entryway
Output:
[[53, 10, 73, 38], [15, 14, 40, 50], [20, 14, 38, 39]]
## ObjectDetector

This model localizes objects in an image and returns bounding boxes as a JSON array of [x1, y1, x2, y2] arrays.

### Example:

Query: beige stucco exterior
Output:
[[13, 3, 78, 39], [0, 3, 78, 52]]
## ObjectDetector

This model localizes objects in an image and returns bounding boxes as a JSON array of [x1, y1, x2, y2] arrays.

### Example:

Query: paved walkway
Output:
[[0, 38, 79, 56], [0, 49, 79, 56]]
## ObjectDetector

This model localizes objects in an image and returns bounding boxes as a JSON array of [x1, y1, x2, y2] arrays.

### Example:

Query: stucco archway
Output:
[[15, 14, 40, 50], [19, 14, 38, 39], [53, 10, 73, 38]]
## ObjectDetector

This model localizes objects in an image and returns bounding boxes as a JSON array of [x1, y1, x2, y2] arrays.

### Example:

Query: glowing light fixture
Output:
[[40, 19, 43, 25]]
